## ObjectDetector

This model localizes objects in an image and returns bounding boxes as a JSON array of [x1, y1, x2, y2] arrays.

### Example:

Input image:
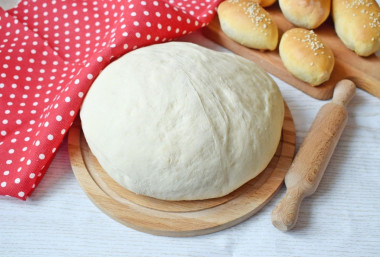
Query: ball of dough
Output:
[[279, 28, 335, 86], [333, 0, 380, 57], [279, 0, 331, 29], [80, 42, 284, 201], [218, 0, 278, 50]]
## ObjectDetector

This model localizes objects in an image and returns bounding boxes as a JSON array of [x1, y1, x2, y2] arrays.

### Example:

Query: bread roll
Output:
[[218, 0, 278, 50], [333, 0, 380, 57], [260, 0, 277, 7], [279, 0, 331, 29], [279, 28, 335, 86]]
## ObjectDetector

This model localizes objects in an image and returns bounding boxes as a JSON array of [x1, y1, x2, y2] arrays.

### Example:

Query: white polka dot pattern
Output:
[[0, 0, 222, 200]]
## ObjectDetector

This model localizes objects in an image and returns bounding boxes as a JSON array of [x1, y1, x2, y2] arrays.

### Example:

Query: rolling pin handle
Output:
[[271, 187, 304, 231], [332, 80, 356, 107]]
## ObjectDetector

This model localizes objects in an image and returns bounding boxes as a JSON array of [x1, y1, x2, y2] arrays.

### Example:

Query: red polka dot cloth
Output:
[[0, 0, 222, 200]]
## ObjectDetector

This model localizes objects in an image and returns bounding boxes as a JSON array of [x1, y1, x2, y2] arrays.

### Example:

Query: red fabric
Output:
[[0, 0, 222, 200]]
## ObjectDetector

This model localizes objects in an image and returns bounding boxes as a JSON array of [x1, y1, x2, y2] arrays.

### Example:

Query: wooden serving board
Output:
[[68, 103, 296, 237], [202, 4, 380, 100]]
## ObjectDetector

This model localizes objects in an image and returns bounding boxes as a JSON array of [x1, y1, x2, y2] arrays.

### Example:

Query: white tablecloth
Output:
[[1, 1, 380, 256]]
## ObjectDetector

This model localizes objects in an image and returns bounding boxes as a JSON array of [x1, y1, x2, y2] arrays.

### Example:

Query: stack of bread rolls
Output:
[[217, 0, 380, 86], [279, 0, 380, 56]]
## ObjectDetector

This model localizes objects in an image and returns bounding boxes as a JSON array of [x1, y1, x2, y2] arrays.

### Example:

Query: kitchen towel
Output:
[[0, 0, 222, 200]]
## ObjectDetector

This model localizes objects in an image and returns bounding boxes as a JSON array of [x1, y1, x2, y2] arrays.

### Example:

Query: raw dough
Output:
[[80, 42, 284, 200]]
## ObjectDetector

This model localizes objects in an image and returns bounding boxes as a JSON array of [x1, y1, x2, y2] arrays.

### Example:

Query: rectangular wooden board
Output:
[[202, 4, 380, 100]]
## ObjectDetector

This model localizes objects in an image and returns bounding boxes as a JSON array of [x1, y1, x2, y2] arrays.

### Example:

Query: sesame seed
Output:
[[344, 0, 379, 29], [299, 30, 324, 51], [239, 1, 271, 30]]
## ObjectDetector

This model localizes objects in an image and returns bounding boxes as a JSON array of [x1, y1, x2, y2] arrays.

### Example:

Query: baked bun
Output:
[[279, 28, 335, 86], [218, 0, 278, 50], [333, 0, 380, 57], [260, 0, 277, 7], [279, 0, 331, 29]]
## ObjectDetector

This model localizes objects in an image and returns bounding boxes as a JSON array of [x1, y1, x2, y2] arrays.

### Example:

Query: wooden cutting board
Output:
[[68, 103, 296, 237], [202, 4, 380, 100]]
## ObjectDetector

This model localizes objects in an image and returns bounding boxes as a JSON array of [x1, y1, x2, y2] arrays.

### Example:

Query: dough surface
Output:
[[80, 42, 284, 200]]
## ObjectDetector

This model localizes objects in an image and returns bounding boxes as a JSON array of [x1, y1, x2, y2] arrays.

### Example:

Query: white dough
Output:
[[80, 42, 284, 201]]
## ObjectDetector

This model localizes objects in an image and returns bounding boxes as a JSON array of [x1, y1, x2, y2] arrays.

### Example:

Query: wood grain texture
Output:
[[68, 103, 296, 237], [271, 80, 356, 231], [202, 4, 380, 100]]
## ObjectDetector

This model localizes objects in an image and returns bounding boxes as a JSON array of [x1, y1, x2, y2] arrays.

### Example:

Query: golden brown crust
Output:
[[279, 28, 335, 86], [279, 0, 331, 29], [333, 0, 380, 56], [260, 0, 277, 7], [218, 0, 278, 50]]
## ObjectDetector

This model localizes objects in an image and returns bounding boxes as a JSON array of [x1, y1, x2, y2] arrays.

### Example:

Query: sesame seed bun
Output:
[[279, 28, 335, 86], [279, 0, 331, 29], [218, 0, 278, 51], [333, 0, 380, 57]]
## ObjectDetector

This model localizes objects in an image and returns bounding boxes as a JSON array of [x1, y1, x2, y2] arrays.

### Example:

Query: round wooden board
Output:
[[68, 102, 296, 237]]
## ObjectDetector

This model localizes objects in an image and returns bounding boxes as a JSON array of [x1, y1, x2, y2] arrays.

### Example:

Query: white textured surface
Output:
[[1, 31, 380, 257]]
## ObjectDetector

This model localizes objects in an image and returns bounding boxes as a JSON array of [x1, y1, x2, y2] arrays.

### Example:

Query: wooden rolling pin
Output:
[[271, 79, 356, 231]]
